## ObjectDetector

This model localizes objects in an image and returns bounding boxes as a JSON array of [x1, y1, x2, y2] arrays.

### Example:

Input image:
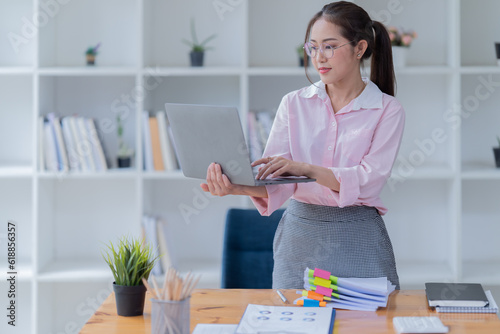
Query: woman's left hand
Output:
[[251, 156, 310, 180]]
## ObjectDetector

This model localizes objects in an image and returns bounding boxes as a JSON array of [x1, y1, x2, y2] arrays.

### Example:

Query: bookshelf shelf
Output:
[[8, 261, 34, 282], [38, 260, 112, 283], [389, 164, 456, 181], [37, 170, 138, 179], [0, 166, 33, 177], [38, 67, 139, 76], [394, 66, 454, 75], [459, 66, 500, 74], [2, 0, 500, 332], [141, 170, 185, 180], [0, 67, 34, 75], [145, 66, 243, 77], [247, 67, 314, 76], [461, 163, 500, 180]]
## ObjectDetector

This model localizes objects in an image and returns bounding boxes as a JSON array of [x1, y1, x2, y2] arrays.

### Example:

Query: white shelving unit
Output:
[[1, 0, 499, 332]]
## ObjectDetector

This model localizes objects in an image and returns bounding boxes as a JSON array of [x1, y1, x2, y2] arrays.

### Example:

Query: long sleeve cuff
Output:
[[329, 167, 360, 208], [250, 183, 295, 216]]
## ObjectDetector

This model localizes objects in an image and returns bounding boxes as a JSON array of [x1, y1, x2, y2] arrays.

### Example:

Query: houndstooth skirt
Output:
[[272, 199, 400, 290]]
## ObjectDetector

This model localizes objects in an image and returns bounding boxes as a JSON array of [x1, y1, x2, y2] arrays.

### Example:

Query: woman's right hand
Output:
[[200, 163, 239, 196]]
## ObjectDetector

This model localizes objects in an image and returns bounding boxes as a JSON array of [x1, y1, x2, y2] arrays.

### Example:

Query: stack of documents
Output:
[[296, 267, 396, 311], [435, 290, 498, 313]]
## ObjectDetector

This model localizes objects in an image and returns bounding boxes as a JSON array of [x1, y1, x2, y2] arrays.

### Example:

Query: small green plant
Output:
[[182, 18, 216, 53], [297, 43, 305, 59], [102, 236, 159, 286], [85, 42, 101, 56], [116, 114, 133, 157]]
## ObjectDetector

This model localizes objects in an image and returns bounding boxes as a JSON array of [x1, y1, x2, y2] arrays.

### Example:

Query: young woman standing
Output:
[[202, 1, 405, 289]]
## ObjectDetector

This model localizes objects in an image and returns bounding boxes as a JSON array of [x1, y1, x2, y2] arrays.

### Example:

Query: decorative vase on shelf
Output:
[[392, 46, 408, 68]]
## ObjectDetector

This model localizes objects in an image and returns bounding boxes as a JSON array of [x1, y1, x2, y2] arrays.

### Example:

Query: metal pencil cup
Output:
[[151, 297, 190, 334]]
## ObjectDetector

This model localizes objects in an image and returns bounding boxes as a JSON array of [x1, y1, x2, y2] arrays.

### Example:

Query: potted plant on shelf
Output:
[[182, 18, 217, 67], [116, 114, 134, 168], [85, 43, 101, 66], [297, 43, 309, 67], [494, 136, 500, 168], [102, 235, 159, 316], [387, 26, 417, 68]]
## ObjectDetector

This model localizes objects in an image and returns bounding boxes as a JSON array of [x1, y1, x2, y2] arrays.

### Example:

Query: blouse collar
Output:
[[299, 77, 383, 111]]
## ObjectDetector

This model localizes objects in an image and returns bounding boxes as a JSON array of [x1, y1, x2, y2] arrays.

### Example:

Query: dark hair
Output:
[[304, 1, 395, 96]]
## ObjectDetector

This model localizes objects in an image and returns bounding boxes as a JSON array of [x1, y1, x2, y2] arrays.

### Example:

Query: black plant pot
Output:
[[493, 148, 500, 168], [190, 51, 204, 67], [117, 156, 131, 168], [113, 282, 147, 316], [299, 57, 310, 67]]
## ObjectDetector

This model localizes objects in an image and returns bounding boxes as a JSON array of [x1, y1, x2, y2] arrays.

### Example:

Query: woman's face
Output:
[[309, 18, 360, 84]]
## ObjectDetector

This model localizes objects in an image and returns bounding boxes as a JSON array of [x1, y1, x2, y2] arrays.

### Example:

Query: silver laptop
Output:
[[164, 103, 315, 186]]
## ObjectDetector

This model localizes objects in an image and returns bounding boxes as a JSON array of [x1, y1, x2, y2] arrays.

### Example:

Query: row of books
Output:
[[40, 113, 108, 173], [141, 214, 176, 277], [142, 110, 180, 171], [246, 109, 276, 163]]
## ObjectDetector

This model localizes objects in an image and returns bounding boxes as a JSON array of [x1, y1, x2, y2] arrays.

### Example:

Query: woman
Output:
[[201, 1, 404, 289]]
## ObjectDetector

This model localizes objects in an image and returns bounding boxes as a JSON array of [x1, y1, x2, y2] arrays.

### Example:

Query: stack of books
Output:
[[295, 267, 396, 311], [40, 113, 108, 173], [142, 110, 179, 172], [425, 282, 499, 313]]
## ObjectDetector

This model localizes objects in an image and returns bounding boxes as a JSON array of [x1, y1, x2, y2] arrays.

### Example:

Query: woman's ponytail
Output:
[[371, 21, 396, 97]]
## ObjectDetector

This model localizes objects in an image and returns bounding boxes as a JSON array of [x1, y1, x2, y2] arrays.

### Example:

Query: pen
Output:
[[276, 289, 288, 304]]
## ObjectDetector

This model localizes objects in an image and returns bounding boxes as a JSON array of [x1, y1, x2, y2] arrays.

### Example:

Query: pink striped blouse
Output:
[[250, 78, 405, 216]]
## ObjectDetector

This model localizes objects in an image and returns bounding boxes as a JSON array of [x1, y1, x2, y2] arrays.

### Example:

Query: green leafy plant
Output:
[[182, 18, 216, 53], [85, 42, 101, 56], [102, 236, 159, 286], [297, 43, 305, 59], [116, 114, 133, 157]]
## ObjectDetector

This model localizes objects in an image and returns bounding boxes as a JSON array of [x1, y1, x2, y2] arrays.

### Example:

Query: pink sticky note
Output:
[[314, 268, 331, 280], [316, 285, 333, 297]]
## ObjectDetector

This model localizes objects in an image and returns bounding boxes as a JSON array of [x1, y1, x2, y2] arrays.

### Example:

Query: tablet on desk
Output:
[[165, 103, 315, 186]]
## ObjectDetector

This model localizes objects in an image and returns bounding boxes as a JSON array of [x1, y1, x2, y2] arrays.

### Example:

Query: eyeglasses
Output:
[[303, 40, 354, 59]]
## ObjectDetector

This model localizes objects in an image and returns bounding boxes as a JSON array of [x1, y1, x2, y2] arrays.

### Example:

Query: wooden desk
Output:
[[81, 289, 500, 333]]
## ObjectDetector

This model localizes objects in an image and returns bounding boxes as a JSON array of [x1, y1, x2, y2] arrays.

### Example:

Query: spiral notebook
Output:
[[435, 290, 498, 313]]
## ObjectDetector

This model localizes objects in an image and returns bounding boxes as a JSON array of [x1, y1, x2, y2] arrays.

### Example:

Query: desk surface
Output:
[[81, 289, 500, 334]]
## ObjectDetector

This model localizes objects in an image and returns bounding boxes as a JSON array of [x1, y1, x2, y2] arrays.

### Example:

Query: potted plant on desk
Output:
[[494, 136, 500, 168], [182, 18, 216, 67], [102, 236, 159, 316]]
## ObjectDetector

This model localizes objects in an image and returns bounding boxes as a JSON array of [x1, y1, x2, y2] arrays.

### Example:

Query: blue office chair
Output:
[[221, 208, 285, 289]]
